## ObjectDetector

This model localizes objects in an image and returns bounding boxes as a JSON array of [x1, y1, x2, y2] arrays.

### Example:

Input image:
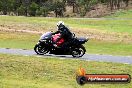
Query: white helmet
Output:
[[57, 21, 64, 27]]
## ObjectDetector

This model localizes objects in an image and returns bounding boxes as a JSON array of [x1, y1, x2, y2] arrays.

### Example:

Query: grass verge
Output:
[[0, 15, 132, 34], [0, 32, 39, 49], [0, 54, 132, 88], [104, 9, 132, 18]]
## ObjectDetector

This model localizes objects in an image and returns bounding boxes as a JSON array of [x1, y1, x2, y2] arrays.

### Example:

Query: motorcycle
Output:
[[34, 31, 88, 58]]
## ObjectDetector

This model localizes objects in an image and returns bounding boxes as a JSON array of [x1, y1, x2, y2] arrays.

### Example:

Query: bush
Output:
[[36, 9, 41, 16], [41, 7, 49, 17], [36, 7, 49, 17], [76, 0, 98, 16], [17, 5, 26, 16], [28, 2, 39, 16]]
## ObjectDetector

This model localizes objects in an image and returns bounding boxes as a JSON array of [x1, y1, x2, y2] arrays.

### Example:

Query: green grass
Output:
[[85, 40, 132, 56], [0, 32, 132, 56], [0, 32, 39, 49], [0, 14, 132, 33], [104, 9, 132, 18], [0, 54, 132, 88]]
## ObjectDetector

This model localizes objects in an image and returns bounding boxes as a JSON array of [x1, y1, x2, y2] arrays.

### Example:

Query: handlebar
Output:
[[72, 33, 75, 38]]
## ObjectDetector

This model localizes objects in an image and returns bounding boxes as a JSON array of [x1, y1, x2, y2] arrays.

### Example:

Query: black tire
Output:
[[76, 76, 86, 85], [34, 44, 49, 55], [72, 45, 86, 58]]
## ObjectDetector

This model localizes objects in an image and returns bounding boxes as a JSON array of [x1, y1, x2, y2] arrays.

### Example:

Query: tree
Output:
[[28, 2, 39, 16], [0, 1, 2, 11], [76, 0, 98, 16], [22, 0, 30, 16], [66, 0, 76, 13], [123, 0, 129, 7], [17, 5, 26, 16], [0, 0, 130, 17], [53, 1, 66, 17], [36, 7, 48, 16], [0, 0, 9, 15]]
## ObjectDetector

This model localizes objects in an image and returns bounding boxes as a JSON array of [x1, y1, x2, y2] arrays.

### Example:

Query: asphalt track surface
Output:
[[0, 48, 132, 64]]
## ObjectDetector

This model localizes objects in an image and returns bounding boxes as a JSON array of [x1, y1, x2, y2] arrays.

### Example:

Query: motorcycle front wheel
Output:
[[72, 45, 86, 58], [34, 44, 49, 55]]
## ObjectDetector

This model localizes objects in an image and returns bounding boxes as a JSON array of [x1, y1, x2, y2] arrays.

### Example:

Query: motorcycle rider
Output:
[[52, 21, 73, 49]]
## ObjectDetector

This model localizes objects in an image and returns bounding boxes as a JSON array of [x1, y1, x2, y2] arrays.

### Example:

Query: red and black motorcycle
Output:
[[34, 31, 88, 58]]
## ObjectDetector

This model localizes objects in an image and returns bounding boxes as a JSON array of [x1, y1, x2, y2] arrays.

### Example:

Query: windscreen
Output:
[[40, 32, 52, 40]]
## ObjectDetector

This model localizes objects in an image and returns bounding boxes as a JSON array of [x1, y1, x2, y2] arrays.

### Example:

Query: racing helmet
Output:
[[57, 21, 64, 29]]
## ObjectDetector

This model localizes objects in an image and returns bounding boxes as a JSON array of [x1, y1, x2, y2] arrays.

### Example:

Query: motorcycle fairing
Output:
[[77, 38, 88, 44], [52, 33, 64, 46]]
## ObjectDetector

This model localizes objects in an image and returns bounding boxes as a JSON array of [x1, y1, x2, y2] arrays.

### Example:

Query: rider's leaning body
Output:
[[52, 21, 73, 47]]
